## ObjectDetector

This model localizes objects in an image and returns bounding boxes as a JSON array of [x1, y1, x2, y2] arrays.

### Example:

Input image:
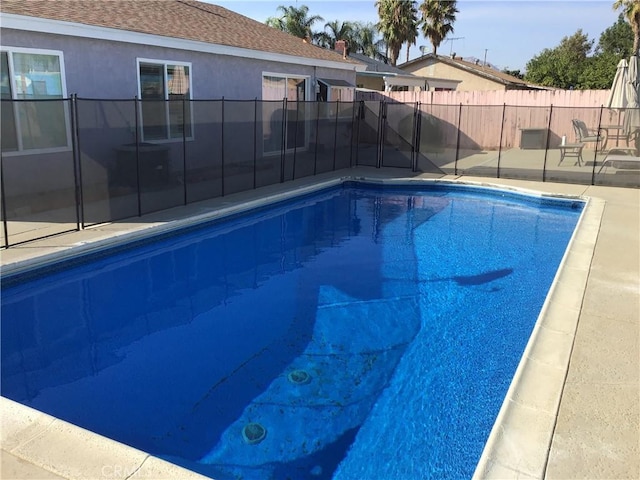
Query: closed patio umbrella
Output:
[[607, 58, 629, 109], [623, 55, 640, 151]]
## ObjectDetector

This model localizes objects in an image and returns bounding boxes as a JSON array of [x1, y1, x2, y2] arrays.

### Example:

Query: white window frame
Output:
[[261, 72, 310, 154], [136, 58, 194, 143], [1, 46, 71, 156]]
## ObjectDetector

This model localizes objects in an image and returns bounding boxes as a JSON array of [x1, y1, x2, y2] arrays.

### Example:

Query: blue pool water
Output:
[[1, 183, 583, 479]]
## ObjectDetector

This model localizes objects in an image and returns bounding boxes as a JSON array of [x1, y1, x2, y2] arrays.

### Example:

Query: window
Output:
[[1, 48, 69, 154], [138, 59, 192, 141], [317, 79, 355, 102], [262, 73, 309, 153]]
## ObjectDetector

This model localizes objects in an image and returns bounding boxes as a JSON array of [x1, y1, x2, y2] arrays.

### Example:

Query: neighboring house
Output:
[[332, 41, 459, 93], [399, 53, 542, 92]]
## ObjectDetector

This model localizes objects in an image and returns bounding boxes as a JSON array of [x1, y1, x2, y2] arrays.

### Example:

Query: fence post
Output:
[[280, 98, 287, 183], [0, 149, 8, 248], [70, 94, 83, 230], [182, 96, 187, 205], [455, 103, 462, 175], [497, 103, 506, 179], [349, 100, 357, 168], [293, 99, 300, 180], [411, 102, 419, 172], [377, 101, 385, 168], [253, 98, 258, 188], [221, 97, 225, 196], [355, 100, 364, 167], [314, 101, 320, 175], [134, 96, 142, 217], [333, 100, 340, 171], [591, 105, 604, 185], [542, 104, 553, 182]]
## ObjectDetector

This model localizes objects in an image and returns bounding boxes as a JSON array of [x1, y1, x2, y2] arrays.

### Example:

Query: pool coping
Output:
[[0, 175, 602, 480]]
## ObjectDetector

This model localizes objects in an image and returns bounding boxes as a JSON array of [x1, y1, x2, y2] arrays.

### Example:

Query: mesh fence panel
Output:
[[381, 102, 414, 169], [255, 100, 284, 189], [1, 99, 77, 245], [77, 98, 139, 224], [353, 101, 379, 167], [223, 100, 258, 195], [335, 102, 355, 170], [417, 104, 458, 174], [456, 105, 503, 178], [186, 100, 223, 203]]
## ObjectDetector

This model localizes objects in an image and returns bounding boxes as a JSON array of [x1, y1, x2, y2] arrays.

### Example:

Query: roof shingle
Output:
[[1, 0, 361, 66]]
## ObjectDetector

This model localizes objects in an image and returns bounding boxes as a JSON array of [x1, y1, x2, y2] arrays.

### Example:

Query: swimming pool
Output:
[[1, 181, 584, 479]]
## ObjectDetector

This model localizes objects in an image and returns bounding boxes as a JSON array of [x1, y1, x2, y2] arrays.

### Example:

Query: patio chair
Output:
[[572, 119, 604, 150]]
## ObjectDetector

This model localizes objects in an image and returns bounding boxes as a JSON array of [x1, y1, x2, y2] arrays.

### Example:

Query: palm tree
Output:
[[376, 0, 419, 66], [265, 5, 324, 41], [419, 0, 458, 56], [405, 13, 419, 63], [614, 0, 640, 55], [353, 22, 388, 62], [318, 20, 355, 50]]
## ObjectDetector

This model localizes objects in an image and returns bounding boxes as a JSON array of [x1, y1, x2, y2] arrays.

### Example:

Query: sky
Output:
[[214, 0, 623, 72]]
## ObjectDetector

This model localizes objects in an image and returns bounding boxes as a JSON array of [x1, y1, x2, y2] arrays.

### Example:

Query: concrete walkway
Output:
[[1, 169, 638, 479]]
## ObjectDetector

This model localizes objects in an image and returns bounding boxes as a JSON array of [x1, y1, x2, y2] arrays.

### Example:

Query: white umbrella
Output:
[[607, 58, 629, 109], [623, 55, 640, 150]]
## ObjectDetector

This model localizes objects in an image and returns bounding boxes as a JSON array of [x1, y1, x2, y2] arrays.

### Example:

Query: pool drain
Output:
[[287, 369, 311, 385], [242, 423, 266, 445]]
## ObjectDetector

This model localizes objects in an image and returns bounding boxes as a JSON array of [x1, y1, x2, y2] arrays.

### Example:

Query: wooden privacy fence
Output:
[[357, 89, 621, 151]]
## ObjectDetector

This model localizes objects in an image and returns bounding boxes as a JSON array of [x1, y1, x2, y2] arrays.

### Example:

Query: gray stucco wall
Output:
[[2, 29, 357, 100]]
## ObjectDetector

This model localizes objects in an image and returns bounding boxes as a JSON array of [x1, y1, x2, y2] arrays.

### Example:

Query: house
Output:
[[0, 0, 363, 103], [330, 41, 459, 93], [0, 0, 366, 220], [398, 53, 542, 91]]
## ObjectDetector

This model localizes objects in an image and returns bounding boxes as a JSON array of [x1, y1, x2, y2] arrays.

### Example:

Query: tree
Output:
[[580, 14, 634, 88], [524, 30, 594, 89], [502, 68, 524, 80], [419, 0, 458, 55], [376, 0, 419, 66], [318, 20, 355, 50], [404, 7, 420, 63], [265, 5, 324, 41], [613, 0, 640, 55], [352, 22, 388, 62], [597, 13, 633, 57], [578, 52, 622, 88]]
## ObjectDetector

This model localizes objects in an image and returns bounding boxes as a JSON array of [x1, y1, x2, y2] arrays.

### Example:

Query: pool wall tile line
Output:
[[473, 196, 604, 480], [1, 397, 209, 480]]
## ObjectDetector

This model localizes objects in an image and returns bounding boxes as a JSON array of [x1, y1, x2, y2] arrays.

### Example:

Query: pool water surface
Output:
[[1, 183, 583, 479]]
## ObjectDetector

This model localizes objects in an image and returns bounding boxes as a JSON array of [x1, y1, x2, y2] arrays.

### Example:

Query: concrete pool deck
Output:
[[1, 168, 638, 479]]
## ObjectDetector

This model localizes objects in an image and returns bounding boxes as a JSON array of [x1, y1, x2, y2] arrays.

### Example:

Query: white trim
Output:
[[0, 45, 72, 154], [136, 58, 194, 142], [0, 46, 68, 98], [261, 71, 311, 100], [1, 13, 365, 72], [261, 72, 311, 154]]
